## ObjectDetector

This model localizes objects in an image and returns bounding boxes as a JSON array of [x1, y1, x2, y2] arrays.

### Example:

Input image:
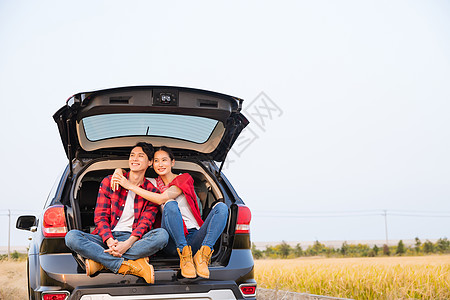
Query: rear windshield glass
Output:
[[82, 113, 219, 144]]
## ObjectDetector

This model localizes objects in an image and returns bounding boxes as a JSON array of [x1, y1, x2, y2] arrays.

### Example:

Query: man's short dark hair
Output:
[[133, 142, 154, 160]]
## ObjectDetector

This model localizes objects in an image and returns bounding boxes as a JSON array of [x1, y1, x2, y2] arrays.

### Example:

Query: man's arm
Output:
[[94, 176, 115, 243]]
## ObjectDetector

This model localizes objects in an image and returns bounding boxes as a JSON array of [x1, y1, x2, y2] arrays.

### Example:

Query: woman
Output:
[[111, 146, 228, 279]]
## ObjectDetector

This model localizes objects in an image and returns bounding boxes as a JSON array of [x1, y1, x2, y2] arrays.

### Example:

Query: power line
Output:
[[389, 212, 450, 218], [252, 209, 450, 218]]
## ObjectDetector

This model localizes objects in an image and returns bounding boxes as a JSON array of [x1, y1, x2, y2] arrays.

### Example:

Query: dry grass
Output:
[[255, 255, 450, 300], [0, 259, 28, 300]]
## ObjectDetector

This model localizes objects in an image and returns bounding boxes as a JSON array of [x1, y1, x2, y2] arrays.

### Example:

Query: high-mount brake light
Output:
[[236, 205, 251, 234], [42, 205, 68, 238], [239, 283, 257, 297]]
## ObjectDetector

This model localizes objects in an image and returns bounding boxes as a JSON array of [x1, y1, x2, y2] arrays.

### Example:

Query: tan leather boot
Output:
[[177, 246, 196, 278], [193, 246, 213, 278], [85, 259, 106, 276], [117, 258, 155, 284]]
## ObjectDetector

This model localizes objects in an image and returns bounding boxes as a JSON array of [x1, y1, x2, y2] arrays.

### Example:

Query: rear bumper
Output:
[[72, 281, 245, 299], [35, 250, 255, 299]]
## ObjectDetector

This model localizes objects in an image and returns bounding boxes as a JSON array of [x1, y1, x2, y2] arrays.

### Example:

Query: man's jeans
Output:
[[161, 201, 229, 256], [65, 228, 168, 273]]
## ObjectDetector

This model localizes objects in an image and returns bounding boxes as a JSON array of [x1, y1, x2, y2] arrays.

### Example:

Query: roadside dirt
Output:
[[0, 260, 27, 300]]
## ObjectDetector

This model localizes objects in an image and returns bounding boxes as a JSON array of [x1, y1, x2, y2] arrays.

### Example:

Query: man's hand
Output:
[[106, 237, 118, 248], [111, 168, 124, 191], [104, 236, 138, 257], [104, 247, 122, 257], [111, 240, 133, 257], [104, 238, 121, 257]]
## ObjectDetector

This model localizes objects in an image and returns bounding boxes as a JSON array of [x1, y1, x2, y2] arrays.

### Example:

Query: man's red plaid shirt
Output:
[[91, 172, 160, 243]]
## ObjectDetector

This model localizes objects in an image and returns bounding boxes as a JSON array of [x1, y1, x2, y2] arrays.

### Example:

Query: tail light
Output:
[[42, 205, 68, 237], [42, 291, 69, 300], [235, 204, 251, 234], [239, 283, 257, 297]]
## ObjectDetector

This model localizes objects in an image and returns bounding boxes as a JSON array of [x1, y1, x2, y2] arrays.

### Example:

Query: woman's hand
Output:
[[111, 172, 132, 191]]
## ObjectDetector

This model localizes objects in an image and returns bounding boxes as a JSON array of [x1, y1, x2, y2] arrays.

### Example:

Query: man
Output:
[[65, 142, 168, 284]]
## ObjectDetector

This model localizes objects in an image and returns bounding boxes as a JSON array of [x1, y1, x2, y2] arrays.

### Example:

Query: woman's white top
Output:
[[112, 191, 136, 232], [148, 177, 200, 230]]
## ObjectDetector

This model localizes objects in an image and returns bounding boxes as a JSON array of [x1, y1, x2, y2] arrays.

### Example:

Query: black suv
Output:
[[16, 86, 256, 300]]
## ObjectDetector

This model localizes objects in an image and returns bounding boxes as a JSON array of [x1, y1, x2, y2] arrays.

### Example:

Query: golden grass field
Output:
[[255, 255, 450, 300], [1, 255, 449, 299]]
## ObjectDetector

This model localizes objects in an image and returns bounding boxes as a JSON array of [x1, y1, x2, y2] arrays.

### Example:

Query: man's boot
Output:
[[193, 245, 213, 278], [117, 258, 154, 284], [177, 246, 196, 278], [86, 259, 106, 276]]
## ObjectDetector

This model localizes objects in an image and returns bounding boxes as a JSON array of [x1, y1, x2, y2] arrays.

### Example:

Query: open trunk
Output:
[[68, 158, 234, 270]]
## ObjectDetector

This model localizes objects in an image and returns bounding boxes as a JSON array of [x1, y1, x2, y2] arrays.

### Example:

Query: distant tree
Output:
[[265, 246, 276, 257], [306, 247, 316, 256], [312, 240, 326, 255], [357, 244, 371, 257], [383, 244, 390, 256], [436, 238, 449, 253], [251, 243, 263, 259], [340, 242, 349, 256], [305, 241, 325, 256], [373, 245, 379, 256], [423, 240, 434, 254], [11, 251, 20, 260], [414, 237, 422, 254], [396, 240, 405, 255], [294, 243, 304, 257], [279, 241, 292, 258]]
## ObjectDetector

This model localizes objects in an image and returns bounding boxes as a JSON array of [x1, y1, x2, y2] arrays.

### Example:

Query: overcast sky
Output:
[[1, 0, 449, 247]]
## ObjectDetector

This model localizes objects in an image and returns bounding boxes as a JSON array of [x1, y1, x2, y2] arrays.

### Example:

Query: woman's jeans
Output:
[[161, 201, 229, 256], [65, 228, 168, 273]]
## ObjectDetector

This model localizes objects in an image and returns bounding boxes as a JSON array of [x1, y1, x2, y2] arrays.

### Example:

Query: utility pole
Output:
[[8, 209, 11, 259], [383, 210, 388, 246]]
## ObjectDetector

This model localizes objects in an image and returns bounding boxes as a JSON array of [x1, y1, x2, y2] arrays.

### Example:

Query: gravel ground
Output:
[[256, 288, 352, 300]]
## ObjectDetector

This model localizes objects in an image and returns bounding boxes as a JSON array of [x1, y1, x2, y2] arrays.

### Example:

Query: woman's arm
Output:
[[112, 173, 182, 204], [129, 184, 182, 205]]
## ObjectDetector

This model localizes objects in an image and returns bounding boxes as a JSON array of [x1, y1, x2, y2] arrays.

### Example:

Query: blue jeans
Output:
[[65, 228, 168, 273], [161, 201, 228, 256]]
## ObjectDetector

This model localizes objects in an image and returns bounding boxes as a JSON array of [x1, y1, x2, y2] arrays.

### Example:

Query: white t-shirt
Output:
[[148, 178, 200, 230], [112, 191, 136, 232]]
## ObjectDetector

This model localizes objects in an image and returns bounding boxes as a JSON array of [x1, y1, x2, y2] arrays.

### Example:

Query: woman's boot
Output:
[[177, 246, 196, 278], [193, 245, 213, 278], [117, 258, 154, 284]]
